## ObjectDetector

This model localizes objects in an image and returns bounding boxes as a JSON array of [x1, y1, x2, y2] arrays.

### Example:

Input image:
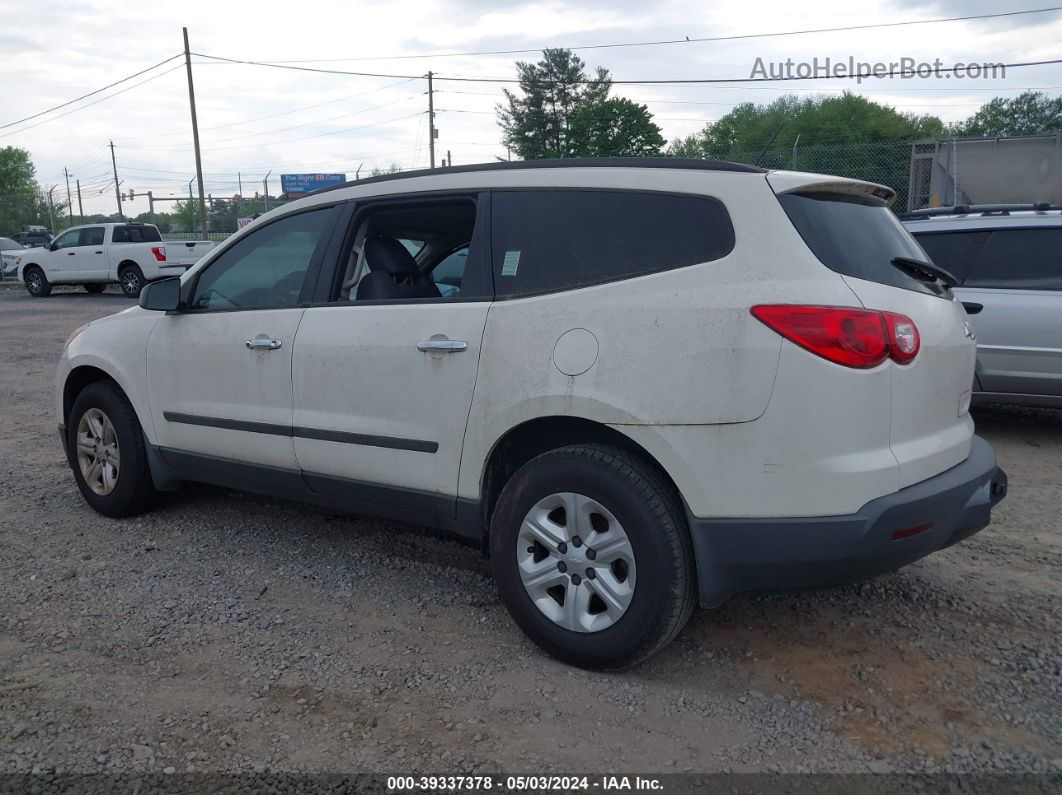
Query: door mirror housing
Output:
[[139, 277, 182, 311]]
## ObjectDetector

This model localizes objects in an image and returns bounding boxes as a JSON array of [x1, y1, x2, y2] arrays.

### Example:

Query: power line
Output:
[[191, 52, 1062, 85], [0, 64, 186, 139], [232, 7, 1062, 62], [0, 54, 183, 132]]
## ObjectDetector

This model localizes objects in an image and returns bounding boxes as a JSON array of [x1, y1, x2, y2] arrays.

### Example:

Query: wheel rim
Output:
[[27, 272, 41, 293], [76, 408, 120, 496], [122, 271, 139, 294], [517, 492, 637, 633]]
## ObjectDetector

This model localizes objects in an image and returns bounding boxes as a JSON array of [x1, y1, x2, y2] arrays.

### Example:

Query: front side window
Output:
[[191, 207, 336, 310], [965, 228, 1062, 290], [79, 227, 105, 246], [490, 190, 734, 297], [53, 230, 80, 249]]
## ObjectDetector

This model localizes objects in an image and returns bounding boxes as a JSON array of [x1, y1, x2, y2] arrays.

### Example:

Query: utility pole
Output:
[[47, 187, 56, 231], [109, 141, 124, 221], [237, 171, 242, 199], [75, 179, 84, 220], [446, 149, 451, 168], [263, 170, 271, 212], [183, 27, 209, 238], [427, 71, 436, 169], [147, 191, 155, 222], [188, 178, 196, 232], [63, 168, 74, 223]]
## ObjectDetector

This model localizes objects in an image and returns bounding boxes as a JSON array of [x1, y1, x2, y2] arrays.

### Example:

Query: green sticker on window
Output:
[[501, 249, 521, 277]]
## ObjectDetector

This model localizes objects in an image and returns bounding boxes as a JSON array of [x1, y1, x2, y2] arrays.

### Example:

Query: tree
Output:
[[668, 92, 945, 159], [954, 91, 1062, 137], [497, 48, 611, 159], [0, 146, 46, 234], [567, 98, 665, 157]]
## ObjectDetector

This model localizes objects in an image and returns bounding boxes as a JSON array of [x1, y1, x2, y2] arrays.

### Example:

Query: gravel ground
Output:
[[1, 285, 1060, 781]]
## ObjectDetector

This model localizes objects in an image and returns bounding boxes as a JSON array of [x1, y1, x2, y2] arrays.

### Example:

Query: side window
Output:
[[432, 246, 468, 298], [966, 228, 1062, 290], [335, 196, 488, 302], [191, 207, 336, 310], [912, 231, 990, 284], [53, 230, 80, 249], [79, 227, 105, 247], [490, 190, 735, 297]]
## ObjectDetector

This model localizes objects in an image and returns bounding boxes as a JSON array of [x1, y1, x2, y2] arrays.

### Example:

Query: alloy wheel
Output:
[[517, 492, 637, 633], [76, 408, 120, 496]]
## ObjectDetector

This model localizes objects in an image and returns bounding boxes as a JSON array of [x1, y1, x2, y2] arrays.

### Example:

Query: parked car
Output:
[[0, 236, 24, 277], [901, 204, 1062, 408], [17, 222, 215, 298], [55, 160, 1007, 669], [11, 229, 53, 248]]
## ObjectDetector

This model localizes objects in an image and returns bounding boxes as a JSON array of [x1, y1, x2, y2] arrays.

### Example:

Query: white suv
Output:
[[56, 160, 1007, 669]]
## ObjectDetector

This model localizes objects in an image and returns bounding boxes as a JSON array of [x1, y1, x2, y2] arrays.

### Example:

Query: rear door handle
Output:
[[67, 252, 75, 256], [962, 302, 983, 315], [417, 339, 467, 353], [246, 334, 283, 350]]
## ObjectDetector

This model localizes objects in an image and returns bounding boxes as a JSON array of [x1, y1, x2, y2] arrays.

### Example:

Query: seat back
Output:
[[356, 235, 441, 301]]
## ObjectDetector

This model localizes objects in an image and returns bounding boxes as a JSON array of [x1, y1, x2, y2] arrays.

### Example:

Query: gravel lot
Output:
[[1, 285, 1059, 781]]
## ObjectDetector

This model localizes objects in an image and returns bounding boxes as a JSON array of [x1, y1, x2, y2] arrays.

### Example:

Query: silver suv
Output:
[[902, 205, 1062, 408]]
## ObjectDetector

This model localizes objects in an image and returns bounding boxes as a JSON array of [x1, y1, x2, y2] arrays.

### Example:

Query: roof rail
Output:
[[309, 157, 766, 195], [899, 202, 1062, 219]]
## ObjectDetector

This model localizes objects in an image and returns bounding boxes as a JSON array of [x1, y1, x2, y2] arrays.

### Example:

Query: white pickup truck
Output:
[[17, 222, 215, 298]]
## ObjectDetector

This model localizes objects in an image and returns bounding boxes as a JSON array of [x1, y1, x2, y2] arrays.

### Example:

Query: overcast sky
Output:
[[1, 0, 1060, 217]]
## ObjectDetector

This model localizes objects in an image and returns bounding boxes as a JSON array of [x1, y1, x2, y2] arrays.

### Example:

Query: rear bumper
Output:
[[689, 435, 1007, 607]]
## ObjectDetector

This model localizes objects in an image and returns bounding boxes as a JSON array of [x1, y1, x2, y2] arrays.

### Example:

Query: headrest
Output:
[[364, 235, 418, 276]]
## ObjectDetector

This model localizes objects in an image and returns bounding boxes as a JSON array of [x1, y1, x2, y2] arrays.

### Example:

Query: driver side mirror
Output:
[[47, 242, 58, 251], [139, 276, 182, 311]]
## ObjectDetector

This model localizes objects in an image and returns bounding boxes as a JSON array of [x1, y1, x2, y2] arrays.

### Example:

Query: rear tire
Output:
[[118, 265, 144, 298], [84, 283, 106, 294], [68, 381, 156, 517], [24, 266, 51, 297], [490, 444, 695, 670]]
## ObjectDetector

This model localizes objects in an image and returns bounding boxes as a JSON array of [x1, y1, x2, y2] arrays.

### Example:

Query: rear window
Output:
[[112, 225, 162, 243], [778, 192, 941, 297], [490, 189, 734, 297], [910, 231, 990, 284], [964, 228, 1062, 290]]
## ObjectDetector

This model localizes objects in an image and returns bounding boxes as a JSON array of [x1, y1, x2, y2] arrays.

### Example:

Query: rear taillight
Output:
[[883, 311, 920, 364], [750, 305, 920, 369], [151, 246, 166, 262]]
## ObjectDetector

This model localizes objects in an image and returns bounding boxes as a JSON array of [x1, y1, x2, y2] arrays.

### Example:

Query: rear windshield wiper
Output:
[[891, 256, 959, 288]]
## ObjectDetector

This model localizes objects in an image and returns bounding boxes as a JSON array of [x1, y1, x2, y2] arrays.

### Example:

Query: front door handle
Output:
[[246, 334, 282, 350], [417, 339, 467, 353], [962, 301, 983, 315], [67, 251, 76, 256]]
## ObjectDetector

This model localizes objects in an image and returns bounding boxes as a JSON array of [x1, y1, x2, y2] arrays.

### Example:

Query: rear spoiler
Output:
[[766, 170, 896, 207]]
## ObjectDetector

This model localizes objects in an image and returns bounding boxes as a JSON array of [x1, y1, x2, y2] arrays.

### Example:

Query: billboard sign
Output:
[[280, 173, 346, 196]]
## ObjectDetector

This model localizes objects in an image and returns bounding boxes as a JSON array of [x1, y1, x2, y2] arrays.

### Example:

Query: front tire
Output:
[[490, 444, 695, 670], [84, 283, 107, 294], [24, 266, 51, 297], [118, 265, 144, 298], [68, 381, 156, 517]]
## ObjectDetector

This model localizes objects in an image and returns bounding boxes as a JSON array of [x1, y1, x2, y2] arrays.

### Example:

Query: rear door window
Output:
[[112, 225, 162, 243], [964, 228, 1062, 290], [78, 227, 105, 246], [777, 192, 941, 296], [909, 231, 990, 285], [490, 190, 734, 297]]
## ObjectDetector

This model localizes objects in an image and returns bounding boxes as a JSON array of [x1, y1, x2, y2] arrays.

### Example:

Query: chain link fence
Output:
[[712, 140, 917, 211]]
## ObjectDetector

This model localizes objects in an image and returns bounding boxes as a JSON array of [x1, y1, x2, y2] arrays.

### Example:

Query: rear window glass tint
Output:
[[778, 192, 939, 296], [490, 190, 734, 297], [965, 228, 1062, 290], [112, 225, 162, 243], [911, 231, 990, 284]]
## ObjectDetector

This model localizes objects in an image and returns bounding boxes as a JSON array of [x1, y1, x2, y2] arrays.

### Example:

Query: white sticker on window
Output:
[[501, 249, 521, 277]]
